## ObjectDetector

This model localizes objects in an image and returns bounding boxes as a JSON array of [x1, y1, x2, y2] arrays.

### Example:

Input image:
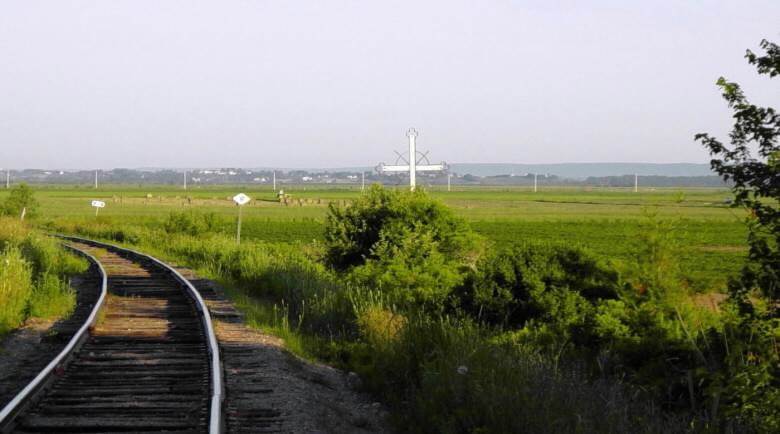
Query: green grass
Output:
[[15, 185, 747, 293], [0, 218, 86, 336]]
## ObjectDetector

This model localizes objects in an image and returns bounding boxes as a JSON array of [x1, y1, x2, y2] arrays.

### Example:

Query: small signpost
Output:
[[91, 200, 106, 216], [233, 193, 251, 244]]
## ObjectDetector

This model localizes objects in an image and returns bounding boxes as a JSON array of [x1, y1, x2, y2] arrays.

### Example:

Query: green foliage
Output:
[[455, 243, 622, 333], [2, 183, 39, 218], [694, 39, 780, 431], [324, 185, 480, 270], [695, 39, 780, 310], [626, 211, 687, 302], [0, 218, 85, 336], [324, 185, 481, 310], [0, 247, 33, 335], [348, 226, 465, 309]]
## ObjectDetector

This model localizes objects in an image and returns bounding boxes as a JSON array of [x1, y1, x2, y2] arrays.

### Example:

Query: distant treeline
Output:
[[3, 168, 727, 188]]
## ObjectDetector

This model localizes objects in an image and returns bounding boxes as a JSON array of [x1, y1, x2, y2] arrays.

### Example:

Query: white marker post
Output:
[[408, 129, 417, 190], [91, 200, 106, 217], [232, 193, 251, 245]]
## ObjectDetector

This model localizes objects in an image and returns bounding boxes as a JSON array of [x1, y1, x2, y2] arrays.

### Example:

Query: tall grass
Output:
[[357, 313, 699, 433], [0, 247, 33, 335], [0, 218, 86, 337]]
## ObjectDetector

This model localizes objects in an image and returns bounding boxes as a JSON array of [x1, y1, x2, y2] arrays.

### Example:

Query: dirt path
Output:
[[174, 267, 393, 434]]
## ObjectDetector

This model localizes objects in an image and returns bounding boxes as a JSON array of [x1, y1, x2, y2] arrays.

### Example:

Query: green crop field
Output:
[[1, 184, 748, 292]]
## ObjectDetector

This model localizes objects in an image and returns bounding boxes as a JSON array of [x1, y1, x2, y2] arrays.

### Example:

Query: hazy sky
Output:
[[1, 1, 778, 169]]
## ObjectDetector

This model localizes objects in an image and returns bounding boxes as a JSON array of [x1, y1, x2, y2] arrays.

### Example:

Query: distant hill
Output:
[[448, 163, 713, 179]]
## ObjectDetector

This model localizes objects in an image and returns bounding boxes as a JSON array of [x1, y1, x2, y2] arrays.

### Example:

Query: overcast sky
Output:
[[1, 1, 778, 169]]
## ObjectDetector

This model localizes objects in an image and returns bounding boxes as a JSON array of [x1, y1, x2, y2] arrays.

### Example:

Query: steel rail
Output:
[[60, 235, 225, 434], [0, 245, 108, 429]]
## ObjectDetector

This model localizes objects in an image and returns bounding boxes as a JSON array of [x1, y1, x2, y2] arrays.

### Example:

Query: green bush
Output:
[[455, 243, 622, 334], [324, 185, 480, 270], [2, 184, 39, 219], [348, 227, 465, 309]]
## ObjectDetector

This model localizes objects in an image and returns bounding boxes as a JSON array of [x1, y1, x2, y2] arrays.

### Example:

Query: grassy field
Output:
[[3, 184, 748, 292]]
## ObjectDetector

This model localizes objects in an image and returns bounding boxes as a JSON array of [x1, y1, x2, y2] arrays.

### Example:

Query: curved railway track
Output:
[[0, 237, 223, 434]]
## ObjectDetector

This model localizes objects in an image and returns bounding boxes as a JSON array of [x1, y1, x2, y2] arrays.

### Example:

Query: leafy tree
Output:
[[695, 39, 780, 431], [2, 184, 39, 218], [695, 39, 779, 312]]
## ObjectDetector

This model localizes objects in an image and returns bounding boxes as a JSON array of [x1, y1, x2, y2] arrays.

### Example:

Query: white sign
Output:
[[232, 193, 251, 206], [91, 200, 106, 208]]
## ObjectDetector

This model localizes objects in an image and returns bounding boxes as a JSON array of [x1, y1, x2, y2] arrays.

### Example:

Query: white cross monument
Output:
[[376, 128, 447, 191]]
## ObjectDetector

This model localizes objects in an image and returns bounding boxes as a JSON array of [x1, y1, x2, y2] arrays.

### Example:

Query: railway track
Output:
[[0, 237, 223, 434]]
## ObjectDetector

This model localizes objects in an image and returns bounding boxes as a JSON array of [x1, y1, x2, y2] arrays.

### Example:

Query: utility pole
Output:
[[447, 173, 452, 192], [5, 170, 9, 189], [634, 173, 638, 193], [94, 170, 98, 189], [272, 171, 276, 191], [183, 171, 187, 190], [534, 173, 538, 193], [361, 171, 365, 191]]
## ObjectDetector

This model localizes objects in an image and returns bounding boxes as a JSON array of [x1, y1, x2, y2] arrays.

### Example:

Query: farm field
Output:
[[3, 184, 748, 293]]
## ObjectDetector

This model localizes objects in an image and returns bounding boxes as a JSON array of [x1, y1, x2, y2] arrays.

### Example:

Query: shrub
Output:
[[348, 227, 465, 309], [2, 184, 39, 218], [324, 185, 480, 270], [455, 243, 623, 334]]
